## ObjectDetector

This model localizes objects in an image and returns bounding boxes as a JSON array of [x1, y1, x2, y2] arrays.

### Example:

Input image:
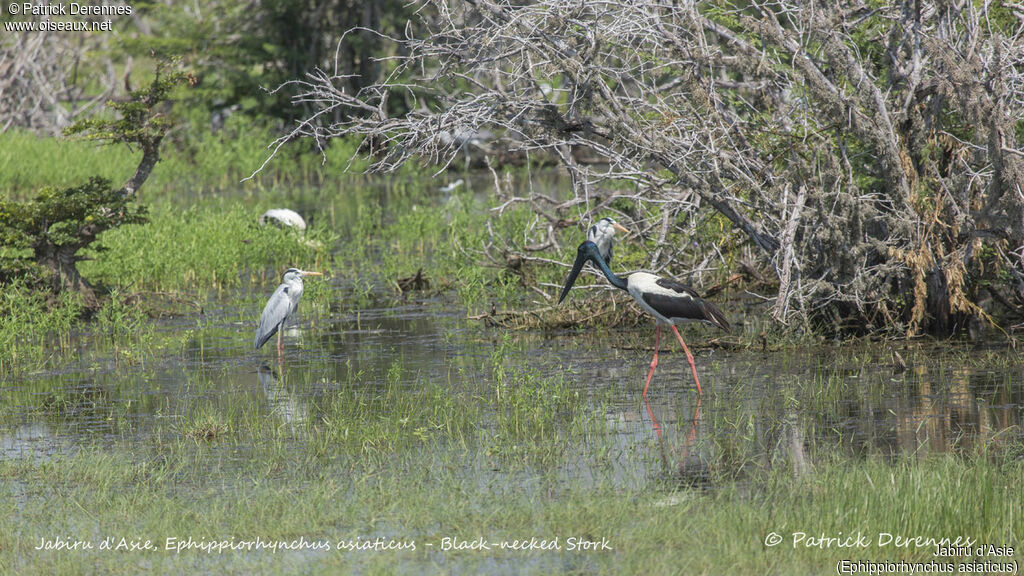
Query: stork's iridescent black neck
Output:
[[558, 241, 730, 332], [559, 241, 627, 302]]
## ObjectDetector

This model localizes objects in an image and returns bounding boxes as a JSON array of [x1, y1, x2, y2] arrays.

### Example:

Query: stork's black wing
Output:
[[643, 278, 730, 331]]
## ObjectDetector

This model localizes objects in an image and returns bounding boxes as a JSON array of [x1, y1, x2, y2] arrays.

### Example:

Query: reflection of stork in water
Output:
[[644, 395, 707, 488]]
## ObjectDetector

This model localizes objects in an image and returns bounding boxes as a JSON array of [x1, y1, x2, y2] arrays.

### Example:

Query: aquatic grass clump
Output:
[[491, 366, 581, 432], [480, 335, 594, 464], [306, 366, 478, 456], [94, 288, 156, 365], [0, 281, 85, 375], [79, 199, 333, 294], [182, 416, 229, 442]]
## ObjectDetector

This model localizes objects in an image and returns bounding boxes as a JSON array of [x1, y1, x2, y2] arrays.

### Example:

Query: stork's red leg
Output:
[[643, 394, 662, 440], [671, 325, 703, 395], [642, 324, 661, 399]]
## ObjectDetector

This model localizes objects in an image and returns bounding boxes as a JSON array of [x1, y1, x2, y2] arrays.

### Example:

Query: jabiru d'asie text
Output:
[[558, 241, 729, 396]]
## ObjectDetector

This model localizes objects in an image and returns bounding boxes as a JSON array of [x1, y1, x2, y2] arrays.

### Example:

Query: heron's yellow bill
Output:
[[300, 270, 323, 276], [612, 222, 630, 235]]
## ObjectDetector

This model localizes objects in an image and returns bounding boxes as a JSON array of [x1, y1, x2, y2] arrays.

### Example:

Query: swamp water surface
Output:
[[6, 291, 1022, 470], [2, 179, 1023, 574]]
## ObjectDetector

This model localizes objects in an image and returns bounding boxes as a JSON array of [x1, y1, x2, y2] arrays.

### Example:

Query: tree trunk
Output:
[[35, 242, 98, 308]]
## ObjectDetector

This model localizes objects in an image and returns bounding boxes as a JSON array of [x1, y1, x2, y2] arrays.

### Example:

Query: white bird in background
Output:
[[254, 268, 323, 354], [437, 179, 464, 193], [258, 209, 307, 232], [587, 217, 630, 264]]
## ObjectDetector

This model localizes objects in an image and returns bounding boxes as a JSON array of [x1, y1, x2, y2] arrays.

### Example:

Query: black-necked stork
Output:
[[587, 217, 629, 264], [255, 268, 323, 354], [558, 241, 729, 396]]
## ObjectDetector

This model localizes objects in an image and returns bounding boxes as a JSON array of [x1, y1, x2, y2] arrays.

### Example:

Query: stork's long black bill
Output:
[[558, 241, 628, 303], [558, 247, 591, 304]]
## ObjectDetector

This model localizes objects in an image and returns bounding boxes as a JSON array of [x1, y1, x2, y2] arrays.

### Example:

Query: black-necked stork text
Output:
[[558, 241, 729, 396]]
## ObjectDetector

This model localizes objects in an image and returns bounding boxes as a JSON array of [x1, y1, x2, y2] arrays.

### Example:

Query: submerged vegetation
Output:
[[2, 333, 1022, 573]]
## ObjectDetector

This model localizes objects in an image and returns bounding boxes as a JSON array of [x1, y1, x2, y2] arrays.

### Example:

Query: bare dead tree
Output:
[[263, 0, 1024, 336], [1, 63, 187, 306], [0, 28, 118, 135]]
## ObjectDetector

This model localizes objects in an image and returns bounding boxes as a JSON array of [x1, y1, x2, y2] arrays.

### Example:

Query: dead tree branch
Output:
[[265, 0, 1024, 336]]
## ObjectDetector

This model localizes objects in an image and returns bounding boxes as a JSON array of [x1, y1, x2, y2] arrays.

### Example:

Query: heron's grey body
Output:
[[254, 268, 320, 352], [587, 217, 627, 264]]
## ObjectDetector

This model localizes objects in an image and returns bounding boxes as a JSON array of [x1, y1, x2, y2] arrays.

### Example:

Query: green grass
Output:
[[0, 131, 141, 195], [0, 117, 372, 199], [1, 439, 1020, 574], [79, 197, 333, 293]]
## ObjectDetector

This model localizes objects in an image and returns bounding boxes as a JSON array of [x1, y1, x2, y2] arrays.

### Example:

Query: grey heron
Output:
[[254, 268, 323, 354], [559, 241, 729, 396], [587, 217, 629, 264]]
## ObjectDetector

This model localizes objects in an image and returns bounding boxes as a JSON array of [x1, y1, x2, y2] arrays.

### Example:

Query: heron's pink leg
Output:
[[276, 329, 284, 356], [642, 324, 661, 399], [671, 325, 702, 395]]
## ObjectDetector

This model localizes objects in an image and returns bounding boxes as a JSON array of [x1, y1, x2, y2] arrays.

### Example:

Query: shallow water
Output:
[[3, 176, 1023, 573], [4, 278, 1022, 477]]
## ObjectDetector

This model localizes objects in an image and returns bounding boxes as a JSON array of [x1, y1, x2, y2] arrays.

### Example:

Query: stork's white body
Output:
[[625, 272, 727, 330]]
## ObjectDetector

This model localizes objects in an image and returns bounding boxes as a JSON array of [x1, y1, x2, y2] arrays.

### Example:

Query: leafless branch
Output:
[[266, 0, 1024, 335]]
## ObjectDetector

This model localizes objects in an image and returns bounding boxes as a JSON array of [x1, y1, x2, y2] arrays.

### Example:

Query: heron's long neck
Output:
[[590, 255, 628, 292], [289, 278, 304, 300]]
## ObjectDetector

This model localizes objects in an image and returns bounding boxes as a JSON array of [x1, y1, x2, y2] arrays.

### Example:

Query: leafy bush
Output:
[[0, 178, 147, 303], [0, 62, 187, 306]]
